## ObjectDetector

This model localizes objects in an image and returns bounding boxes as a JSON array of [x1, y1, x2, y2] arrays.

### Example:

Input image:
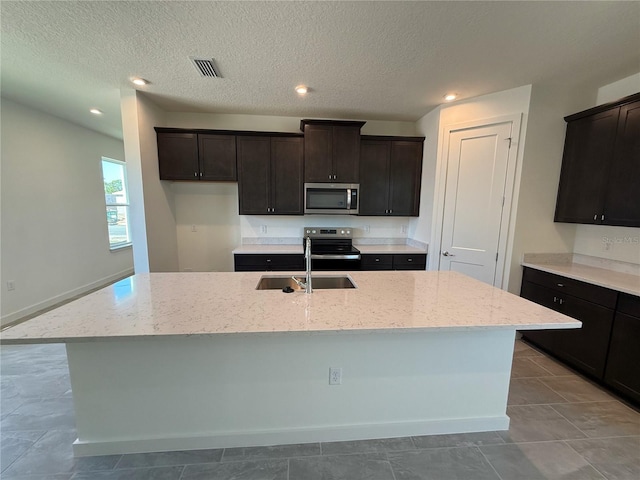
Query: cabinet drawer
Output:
[[234, 254, 304, 272], [360, 254, 393, 270], [617, 293, 640, 317], [393, 254, 426, 270], [522, 268, 617, 308]]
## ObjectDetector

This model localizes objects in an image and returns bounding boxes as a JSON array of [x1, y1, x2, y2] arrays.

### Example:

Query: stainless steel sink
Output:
[[256, 275, 357, 290]]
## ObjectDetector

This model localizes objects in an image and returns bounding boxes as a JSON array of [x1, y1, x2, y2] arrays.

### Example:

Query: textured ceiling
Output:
[[2, 1, 639, 139]]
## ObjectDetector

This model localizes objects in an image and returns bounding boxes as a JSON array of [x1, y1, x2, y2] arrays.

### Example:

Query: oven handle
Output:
[[310, 254, 361, 260]]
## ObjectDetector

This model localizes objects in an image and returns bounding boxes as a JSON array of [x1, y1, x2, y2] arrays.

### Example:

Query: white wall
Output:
[[572, 73, 640, 265], [1, 99, 133, 326], [121, 90, 179, 272], [506, 84, 595, 292]]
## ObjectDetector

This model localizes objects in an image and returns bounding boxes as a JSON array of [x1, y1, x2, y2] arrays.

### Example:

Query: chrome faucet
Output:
[[292, 236, 313, 293]]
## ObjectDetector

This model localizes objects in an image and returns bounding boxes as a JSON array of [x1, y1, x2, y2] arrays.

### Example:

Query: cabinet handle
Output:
[[553, 296, 558, 303], [200, 172, 203, 177], [559, 298, 564, 305], [557, 283, 564, 287], [375, 258, 380, 262], [194, 172, 198, 177], [328, 174, 332, 179], [407, 258, 413, 262], [601, 214, 605, 221], [389, 209, 393, 214], [593, 214, 597, 220]]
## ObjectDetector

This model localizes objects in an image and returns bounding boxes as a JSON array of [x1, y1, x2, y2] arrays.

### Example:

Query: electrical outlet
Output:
[[401, 225, 408, 234], [6, 280, 15, 291], [363, 225, 370, 234], [329, 367, 342, 385], [191, 225, 197, 232], [261, 225, 267, 234]]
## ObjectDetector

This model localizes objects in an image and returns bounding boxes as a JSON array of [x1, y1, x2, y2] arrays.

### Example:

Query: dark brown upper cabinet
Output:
[[155, 128, 237, 181], [301, 120, 365, 183], [554, 93, 640, 227], [359, 136, 424, 216], [237, 136, 304, 215]]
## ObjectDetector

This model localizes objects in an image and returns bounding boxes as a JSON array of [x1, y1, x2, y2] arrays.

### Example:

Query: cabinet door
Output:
[[157, 132, 199, 180], [520, 281, 561, 354], [554, 109, 620, 223], [393, 254, 427, 270], [603, 100, 640, 227], [389, 141, 423, 216], [237, 137, 271, 215], [359, 141, 391, 215], [271, 137, 304, 215], [304, 124, 333, 182], [333, 126, 361, 183], [553, 296, 614, 379], [604, 311, 640, 403], [198, 134, 237, 181]]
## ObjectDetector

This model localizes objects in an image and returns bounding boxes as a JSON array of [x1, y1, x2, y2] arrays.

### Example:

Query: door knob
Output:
[[442, 251, 455, 257]]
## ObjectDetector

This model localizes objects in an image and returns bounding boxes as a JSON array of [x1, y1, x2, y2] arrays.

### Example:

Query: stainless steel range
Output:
[[303, 227, 361, 271]]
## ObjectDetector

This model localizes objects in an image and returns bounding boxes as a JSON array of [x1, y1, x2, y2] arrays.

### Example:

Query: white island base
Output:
[[68, 329, 514, 456]]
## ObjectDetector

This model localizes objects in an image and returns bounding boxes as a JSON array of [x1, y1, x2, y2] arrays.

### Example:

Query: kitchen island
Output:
[[1, 271, 580, 456]]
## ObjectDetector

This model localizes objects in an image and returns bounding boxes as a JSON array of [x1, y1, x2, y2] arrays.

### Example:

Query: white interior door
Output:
[[439, 121, 513, 286]]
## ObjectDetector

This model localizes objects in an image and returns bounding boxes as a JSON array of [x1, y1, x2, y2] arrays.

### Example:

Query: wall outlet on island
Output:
[[329, 367, 342, 385], [260, 225, 267, 234]]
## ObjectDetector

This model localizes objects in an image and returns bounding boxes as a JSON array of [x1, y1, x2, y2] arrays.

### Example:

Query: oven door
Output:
[[304, 183, 359, 215]]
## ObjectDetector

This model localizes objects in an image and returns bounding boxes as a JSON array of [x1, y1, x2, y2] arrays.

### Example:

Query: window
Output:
[[101, 157, 131, 249]]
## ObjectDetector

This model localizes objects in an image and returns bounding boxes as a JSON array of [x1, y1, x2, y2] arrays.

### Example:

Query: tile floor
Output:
[[1, 339, 639, 479]]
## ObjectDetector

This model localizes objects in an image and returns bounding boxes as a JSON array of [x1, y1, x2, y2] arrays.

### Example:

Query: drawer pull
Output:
[[557, 283, 564, 287], [559, 298, 564, 305], [375, 258, 380, 262], [553, 296, 558, 303], [407, 258, 413, 262]]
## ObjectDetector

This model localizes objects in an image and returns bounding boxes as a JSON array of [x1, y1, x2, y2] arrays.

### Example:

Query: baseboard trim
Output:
[[1, 269, 134, 328], [72, 416, 510, 456]]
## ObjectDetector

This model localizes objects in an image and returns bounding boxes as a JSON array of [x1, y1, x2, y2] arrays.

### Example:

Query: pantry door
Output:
[[438, 118, 518, 287]]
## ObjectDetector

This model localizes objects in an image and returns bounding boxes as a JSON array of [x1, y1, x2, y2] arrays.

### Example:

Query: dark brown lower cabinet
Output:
[[360, 254, 426, 271], [234, 254, 304, 272], [603, 294, 640, 403], [521, 267, 639, 406]]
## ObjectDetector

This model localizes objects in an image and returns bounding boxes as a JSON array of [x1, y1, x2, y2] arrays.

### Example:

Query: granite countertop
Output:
[[0, 271, 579, 344], [522, 254, 640, 297], [232, 244, 427, 255]]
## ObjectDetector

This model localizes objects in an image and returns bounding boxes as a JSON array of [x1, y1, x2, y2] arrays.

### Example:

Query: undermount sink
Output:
[[256, 275, 357, 291]]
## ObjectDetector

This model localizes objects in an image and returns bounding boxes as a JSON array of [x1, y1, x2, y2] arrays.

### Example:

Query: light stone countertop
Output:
[[0, 271, 579, 344], [232, 244, 427, 255], [522, 256, 640, 297]]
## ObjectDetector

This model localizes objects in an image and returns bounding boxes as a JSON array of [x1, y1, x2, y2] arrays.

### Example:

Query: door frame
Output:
[[429, 114, 523, 289]]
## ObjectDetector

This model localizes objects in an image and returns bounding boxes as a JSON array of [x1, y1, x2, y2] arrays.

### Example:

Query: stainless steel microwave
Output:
[[304, 183, 359, 215]]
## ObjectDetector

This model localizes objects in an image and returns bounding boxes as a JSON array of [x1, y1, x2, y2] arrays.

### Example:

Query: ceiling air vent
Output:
[[189, 57, 221, 78]]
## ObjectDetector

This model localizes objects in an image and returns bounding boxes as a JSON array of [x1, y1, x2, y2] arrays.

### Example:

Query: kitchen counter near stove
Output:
[[232, 242, 428, 255]]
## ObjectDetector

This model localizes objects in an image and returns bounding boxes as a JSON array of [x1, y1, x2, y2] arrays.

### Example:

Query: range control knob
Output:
[[341, 230, 345, 234]]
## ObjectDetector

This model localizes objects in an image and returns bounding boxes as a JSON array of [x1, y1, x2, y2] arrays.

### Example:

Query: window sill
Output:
[[110, 243, 132, 252]]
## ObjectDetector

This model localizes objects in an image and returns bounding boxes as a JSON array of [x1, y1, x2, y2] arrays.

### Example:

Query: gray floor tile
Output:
[[182, 459, 288, 480], [1, 372, 71, 399], [222, 442, 320, 462], [0, 431, 46, 473], [566, 436, 640, 480], [0, 397, 76, 432], [529, 355, 573, 376], [71, 465, 184, 479], [501, 405, 587, 443], [513, 341, 543, 358], [388, 447, 500, 480], [540, 376, 614, 403], [290, 452, 394, 480], [508, 378, 568, 405], [1, 474, 72, 480], [116, 449, 223, 468], [412, 431, 505, 449], [321, 437, 415, 455], [551, 401, 640, 438], [2, 430, 120, 476], [479, 441, 605, 479], [510, 357, 555, 378]]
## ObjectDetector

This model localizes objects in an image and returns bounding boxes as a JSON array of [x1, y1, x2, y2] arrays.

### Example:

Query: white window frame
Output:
[[102, 157, 132, 250]]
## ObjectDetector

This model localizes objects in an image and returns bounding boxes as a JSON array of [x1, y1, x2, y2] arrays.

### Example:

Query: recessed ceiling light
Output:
[[295, 85, 308, 95], [443, 93, 457, 102], [131, 77, 149, 86], [90, 108, 103, 115]]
